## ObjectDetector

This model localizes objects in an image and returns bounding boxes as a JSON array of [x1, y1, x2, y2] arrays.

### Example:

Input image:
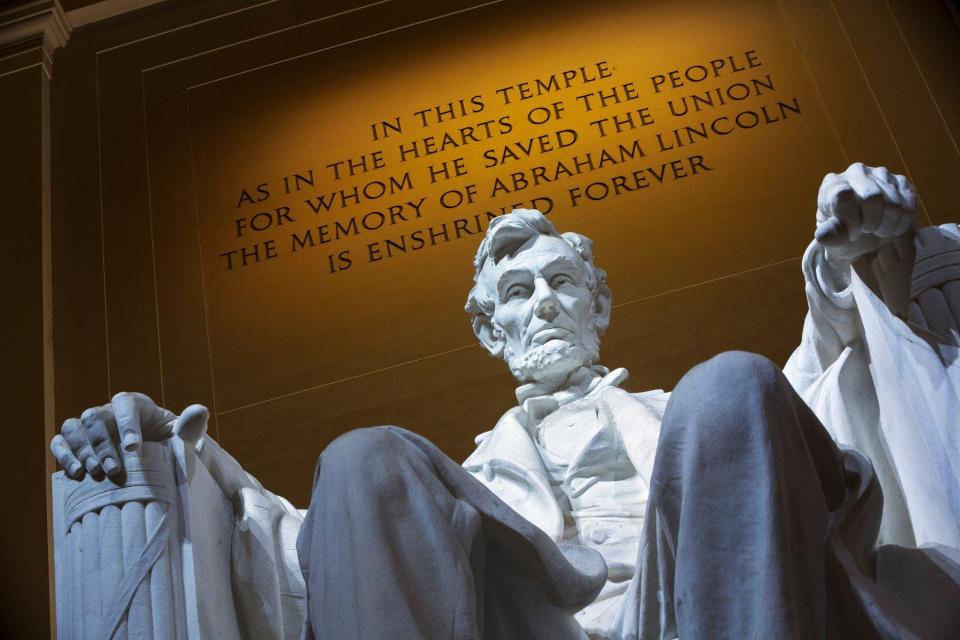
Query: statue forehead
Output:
[[477, 234, 586, 290]]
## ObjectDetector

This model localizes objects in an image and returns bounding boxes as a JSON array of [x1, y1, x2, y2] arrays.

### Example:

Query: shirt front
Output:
[[534, 386, 651, 633]]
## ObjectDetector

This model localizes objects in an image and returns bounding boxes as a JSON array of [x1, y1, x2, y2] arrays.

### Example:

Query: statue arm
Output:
[[782, 165, 923, 547], [784, 163, 916, 394], [175, 412, 308, 638], [188, 426, 280, 505]]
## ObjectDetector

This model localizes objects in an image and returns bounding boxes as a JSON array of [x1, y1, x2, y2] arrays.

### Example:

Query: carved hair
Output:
[[465, 209, 607, 331]]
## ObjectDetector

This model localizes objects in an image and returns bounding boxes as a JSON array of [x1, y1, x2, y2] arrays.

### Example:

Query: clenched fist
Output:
[[815, 163, 917, 263], [814, 163, 918, 317]]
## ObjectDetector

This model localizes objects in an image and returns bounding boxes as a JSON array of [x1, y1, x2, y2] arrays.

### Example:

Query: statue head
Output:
[[465, 209, 612, 389]]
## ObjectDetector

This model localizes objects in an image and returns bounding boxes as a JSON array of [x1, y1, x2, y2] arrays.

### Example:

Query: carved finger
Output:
[[817, 174, 846, 216], [175, 404, 210, 446], [859, 193, 885, 234], [111, 392, 177, 450], [81, 409, 121, 476], [844, 162, 868, 173], [814, 217, 849, 248], [816, 173, 841, 223], [845, 164, 881, 195], [870, 166, 901, 203], [50, 434, 83, 478], [872, 165, 893, 185], [62, 417, 99, 475], [138, 393, 176, 438], [111, 391, 145, 451], [831, 188, 863, 240], [842, 162, 872, 189], [894, 173, 918, 211], [874, 168, 901, 205], [149, 414, 178, 442], [875, 204, 903, 238], [832, 234, 881, 262], [80, 405, 117, 433], [892, 205, 916, 238], [142, 397, 177, 441]]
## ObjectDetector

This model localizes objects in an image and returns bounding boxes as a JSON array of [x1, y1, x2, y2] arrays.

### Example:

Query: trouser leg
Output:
[[296, 426, 601, 640], [653, 351, 846, 640]]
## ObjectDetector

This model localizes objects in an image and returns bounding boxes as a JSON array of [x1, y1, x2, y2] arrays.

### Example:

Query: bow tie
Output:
[[515, 365, 629, 424]]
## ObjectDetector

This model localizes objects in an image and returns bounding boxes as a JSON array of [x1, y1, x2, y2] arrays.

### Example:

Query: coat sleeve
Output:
[[783, 240, 917, 546], [187, 434, 307, 639], [783, 240, 861, 395]]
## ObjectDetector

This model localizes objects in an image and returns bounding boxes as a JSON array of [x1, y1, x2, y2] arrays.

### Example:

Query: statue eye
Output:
[[505, 285, 529, 301], [550, 274, 573, 288]]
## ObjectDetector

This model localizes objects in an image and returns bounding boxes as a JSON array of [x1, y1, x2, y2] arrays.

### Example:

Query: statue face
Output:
[[482, 234, 602, 387]]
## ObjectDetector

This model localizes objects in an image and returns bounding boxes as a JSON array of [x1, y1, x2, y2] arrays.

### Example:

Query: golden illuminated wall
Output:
[[53, 0, 960, 512]]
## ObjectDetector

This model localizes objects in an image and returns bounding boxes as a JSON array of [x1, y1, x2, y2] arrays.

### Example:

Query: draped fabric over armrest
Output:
[[785, 224, 960, 549]]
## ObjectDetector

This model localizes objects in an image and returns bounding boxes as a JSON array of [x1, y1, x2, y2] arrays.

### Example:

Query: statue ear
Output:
[[472, 314, 505, 358], [593, 284, 612, 334]]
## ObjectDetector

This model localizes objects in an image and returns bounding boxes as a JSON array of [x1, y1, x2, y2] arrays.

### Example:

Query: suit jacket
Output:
[[462, 376, 669, 635]]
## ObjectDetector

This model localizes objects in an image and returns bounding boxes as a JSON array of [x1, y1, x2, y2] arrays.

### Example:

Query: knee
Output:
[[680, 351, 781, 404], [665, 351, 786, 444], [326, 425, 399, 455], [321, 426, 412, 480], [695, 350, 779, 386], [307, 427, 425, 522]]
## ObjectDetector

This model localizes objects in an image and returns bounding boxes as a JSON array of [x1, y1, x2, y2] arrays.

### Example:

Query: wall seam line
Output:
[[826, 0, 932, 227], [881, 0, 960, 159]]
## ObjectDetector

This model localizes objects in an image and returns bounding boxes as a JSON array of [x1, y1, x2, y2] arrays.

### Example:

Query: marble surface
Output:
[[50, 164, 960, 639]]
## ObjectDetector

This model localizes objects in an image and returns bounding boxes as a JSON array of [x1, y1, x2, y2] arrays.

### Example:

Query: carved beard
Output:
[[504, 328, 601, 389]]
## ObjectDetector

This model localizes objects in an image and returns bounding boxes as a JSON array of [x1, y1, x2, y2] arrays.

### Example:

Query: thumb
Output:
[[815, 217, 849, 248], [175, 404, 210, 446]]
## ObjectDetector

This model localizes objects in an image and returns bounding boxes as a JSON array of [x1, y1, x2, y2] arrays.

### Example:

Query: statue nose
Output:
[[533, 280, 560, 321], [536, 300, 559, 321]]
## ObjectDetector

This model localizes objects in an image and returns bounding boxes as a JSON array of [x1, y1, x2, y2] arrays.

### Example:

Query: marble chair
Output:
[[51, 224, 960, 640]]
